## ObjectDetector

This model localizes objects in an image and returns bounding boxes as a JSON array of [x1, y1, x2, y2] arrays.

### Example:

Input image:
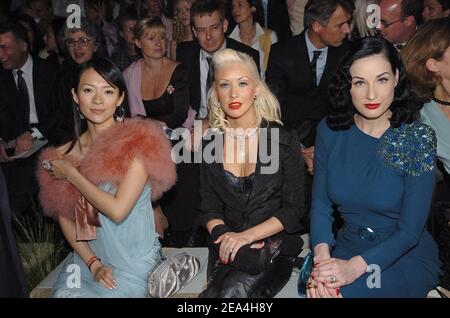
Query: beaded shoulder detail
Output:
[[378, 122, 436, 176]]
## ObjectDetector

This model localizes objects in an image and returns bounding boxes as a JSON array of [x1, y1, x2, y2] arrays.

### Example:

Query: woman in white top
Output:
[[229, 0, 277, 79]]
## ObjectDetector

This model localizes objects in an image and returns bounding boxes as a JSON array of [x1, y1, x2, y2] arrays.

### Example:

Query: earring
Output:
[[77, 106, 85, 119], [114, 105, 125, 122]]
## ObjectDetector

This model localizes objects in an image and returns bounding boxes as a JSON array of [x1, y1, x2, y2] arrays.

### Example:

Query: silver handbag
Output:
[[148, 252, 201, 298]]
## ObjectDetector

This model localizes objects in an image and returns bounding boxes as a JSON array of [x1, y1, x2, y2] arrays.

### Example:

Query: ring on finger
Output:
[[42, 159, 53, 172], [330, 275, 337, 283]]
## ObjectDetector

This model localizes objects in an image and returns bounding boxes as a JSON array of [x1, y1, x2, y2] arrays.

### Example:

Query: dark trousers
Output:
[[0, 168, 28, 297], [1, 155, 38, 216], [160, 148, 206, 247]]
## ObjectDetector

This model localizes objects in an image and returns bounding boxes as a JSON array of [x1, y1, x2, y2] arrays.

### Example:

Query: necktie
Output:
[[205, 56, 213, 98], [310, 50, 322, 86], [16, 69, 30, 125]]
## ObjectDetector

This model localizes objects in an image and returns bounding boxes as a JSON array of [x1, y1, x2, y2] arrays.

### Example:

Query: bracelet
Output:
[[88, 258, 101, 272], [86, 256, 101, 271]]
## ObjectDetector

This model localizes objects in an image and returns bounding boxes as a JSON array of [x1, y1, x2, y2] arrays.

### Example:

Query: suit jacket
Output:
[[176, 38, 260, 114], [0, 56, 60, 144], [266, 31, 350, 147], [200, 123, 305, 257]]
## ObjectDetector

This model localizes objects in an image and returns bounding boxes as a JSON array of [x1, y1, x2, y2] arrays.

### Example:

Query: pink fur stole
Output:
[[37, 118, 177, 221]]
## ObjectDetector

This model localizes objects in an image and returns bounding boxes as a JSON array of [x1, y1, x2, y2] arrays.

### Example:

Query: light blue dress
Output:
[[52, 183, 162, 298], [421, 100, 450, 174]]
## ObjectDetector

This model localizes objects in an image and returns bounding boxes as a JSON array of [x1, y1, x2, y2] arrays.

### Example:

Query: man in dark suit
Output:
[[266, 0, 354, 232], [177, 0, 260, 121], [0, 21, 60, 216]]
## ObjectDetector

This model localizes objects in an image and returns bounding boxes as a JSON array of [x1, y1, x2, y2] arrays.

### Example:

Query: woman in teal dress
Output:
[[37, 58, 176, 297], [307, 36, 441, 298]]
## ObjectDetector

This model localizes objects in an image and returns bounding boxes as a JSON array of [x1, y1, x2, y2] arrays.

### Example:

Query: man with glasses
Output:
[[0, 21, 60, 216], [377, 0, 420, 49]]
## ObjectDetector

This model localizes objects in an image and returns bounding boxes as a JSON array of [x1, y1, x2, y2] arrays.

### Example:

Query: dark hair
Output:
[[234, 0, 264, 26], [304, 0, 354, 28], [327, 36, 421, 130], [118, 5, 138, 31], [437, 0, 450, 10], [15, 13, 44, 54], [65, 57, 130, 154], [400, 0, 422, 22], [191, 0, 225, 24], [0, 20, 30, 46]]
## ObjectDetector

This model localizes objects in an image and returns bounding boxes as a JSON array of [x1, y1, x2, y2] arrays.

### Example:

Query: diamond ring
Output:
[[331, 275, 337, 283], [226, 247, 233, 254], [42, 159, 53, 172]]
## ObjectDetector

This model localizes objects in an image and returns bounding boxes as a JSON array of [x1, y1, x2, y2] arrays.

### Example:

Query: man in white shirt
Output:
[[377, 0, 420, 49], [177, 0, 260, 120], [0, 21, 59, 215]]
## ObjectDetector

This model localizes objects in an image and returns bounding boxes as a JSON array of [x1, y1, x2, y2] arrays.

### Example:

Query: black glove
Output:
[[210, 224, 230, 242]]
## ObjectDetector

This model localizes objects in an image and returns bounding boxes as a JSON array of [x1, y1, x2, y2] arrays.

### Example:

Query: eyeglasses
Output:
[[65, 37, 92, 47], [379, 18, 403, 29]]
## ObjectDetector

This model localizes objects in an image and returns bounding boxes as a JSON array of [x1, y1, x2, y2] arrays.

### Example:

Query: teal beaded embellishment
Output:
[[378, 123, 436, 176]]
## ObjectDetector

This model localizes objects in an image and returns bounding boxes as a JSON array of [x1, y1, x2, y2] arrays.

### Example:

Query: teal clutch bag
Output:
[[297, 250, 313, 297]]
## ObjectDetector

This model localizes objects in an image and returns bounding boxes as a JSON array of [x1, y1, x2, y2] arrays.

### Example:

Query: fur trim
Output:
[[37, 149, 80, 220], [37, 118, 177, 220]]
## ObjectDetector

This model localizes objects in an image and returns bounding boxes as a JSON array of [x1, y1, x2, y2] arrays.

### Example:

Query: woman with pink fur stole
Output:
[[37, 57, 176, 297]]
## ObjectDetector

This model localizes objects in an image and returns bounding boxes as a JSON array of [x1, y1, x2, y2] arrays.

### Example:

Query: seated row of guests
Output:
[[36, 36, 443, 298]]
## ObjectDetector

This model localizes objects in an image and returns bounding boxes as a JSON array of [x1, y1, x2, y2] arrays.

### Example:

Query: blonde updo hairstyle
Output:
[[208, 48, 282, 131]]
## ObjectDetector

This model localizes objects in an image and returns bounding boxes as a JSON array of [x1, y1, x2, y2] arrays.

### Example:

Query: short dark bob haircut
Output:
[[327, 36, 421, 131]]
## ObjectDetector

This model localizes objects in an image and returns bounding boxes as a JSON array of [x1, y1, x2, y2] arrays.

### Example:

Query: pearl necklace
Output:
[[432, 96, 450, 106], [225, 127, 258, 168]]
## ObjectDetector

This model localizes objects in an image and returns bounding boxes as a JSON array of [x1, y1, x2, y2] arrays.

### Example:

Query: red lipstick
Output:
[[365, 103, 380, 109], [229, 102, 242, 109]]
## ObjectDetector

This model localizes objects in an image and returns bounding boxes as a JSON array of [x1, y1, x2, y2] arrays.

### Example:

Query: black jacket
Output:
[[266, 31, 350, 147], [0, 56, 60, 143], [176, 38, 260, 114], [200, 123, 305, 257]]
